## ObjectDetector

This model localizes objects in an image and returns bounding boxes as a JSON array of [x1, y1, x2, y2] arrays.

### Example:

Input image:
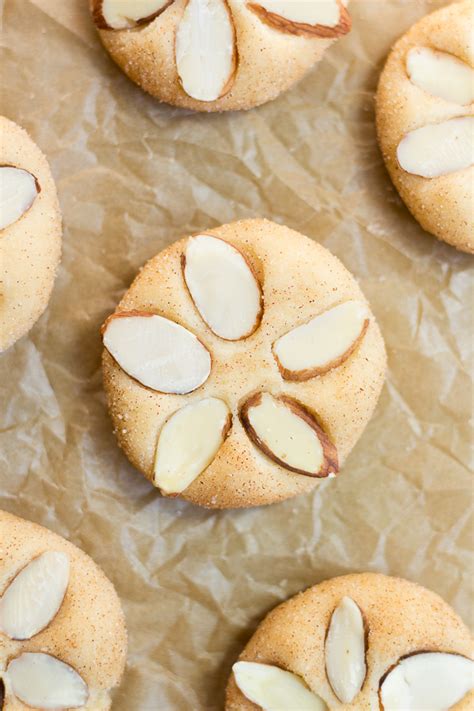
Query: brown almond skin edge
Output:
[[273, 318, 370, 382], [100, 309, 157, 336], [91, 0, 175, 30], [239, 392, 339, 478], [248, 1, 352, 39]]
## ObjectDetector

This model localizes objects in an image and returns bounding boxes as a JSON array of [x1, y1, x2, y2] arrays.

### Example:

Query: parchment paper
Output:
[[1, 1, 473, 708]]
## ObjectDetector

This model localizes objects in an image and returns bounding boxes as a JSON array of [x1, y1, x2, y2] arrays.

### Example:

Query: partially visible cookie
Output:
[[226, 572, 474, 710], [0, 117, 62, 351], [102, 218, 386, 509], [91, 0, 352, 112], [376, 1, 474, 253], [0, 510, 127, 710]]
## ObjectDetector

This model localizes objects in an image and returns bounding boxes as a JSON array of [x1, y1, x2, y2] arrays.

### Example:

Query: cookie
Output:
[[0, 117, 62, 352], [101, 218, 386, 509], [375, 1, 474, 254], [0, 510, 127, 710], [226, 572, 474, 710], [91, 0, 351, 112]]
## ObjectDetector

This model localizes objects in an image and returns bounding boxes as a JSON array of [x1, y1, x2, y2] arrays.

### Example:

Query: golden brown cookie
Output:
[[0, 510, 127, 710], [101, 218, 386, 509], [0, 117, 62, 351], [0, 116, 62, 352], [226, 573, 474, 710], [91, 0, 351, 111], [376, 1, 474, 253]]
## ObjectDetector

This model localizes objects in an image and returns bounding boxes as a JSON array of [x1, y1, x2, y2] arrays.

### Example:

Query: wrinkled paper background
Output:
[[1, 0, 473, 708]]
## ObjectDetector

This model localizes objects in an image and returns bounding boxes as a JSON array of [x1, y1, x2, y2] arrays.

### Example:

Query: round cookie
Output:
[[101, 218, 386, 509], [226, 573, 474, 710], [0, 510, 127, 710], [0, 117, 62, 352], [91, 0, 352, 112], [375, 1, 474, 254]]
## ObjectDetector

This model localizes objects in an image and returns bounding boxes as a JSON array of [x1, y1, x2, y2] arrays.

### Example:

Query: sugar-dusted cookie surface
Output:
[[376, 1, 474, 254], [0, 117, 62, 351], [226, 572, 474, 710], [91, 0, 351, 112], [0, 510, 127, 710], [102, 218, 386, 509]]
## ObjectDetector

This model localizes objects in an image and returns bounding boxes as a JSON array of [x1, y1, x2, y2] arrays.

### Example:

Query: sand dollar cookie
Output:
[[91, 0, 351, 111], [376, 1, 474, 253], [226, 573, 474, 710], [0, 117, 62, 352], [101, 219, 386, 509], [0, 510, 127, 710]]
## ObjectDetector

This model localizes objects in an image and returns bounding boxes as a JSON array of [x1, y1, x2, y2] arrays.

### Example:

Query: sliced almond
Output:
[[154, 397, 231, 494], [273, 300, 369, 381], [406, 47, 474, 105], [7, 653, 88, 709], [102, 311, 211, 394], [92, 0, 173, 30], [233, 661, 328, 711], [248, 0, 351, 39], [0, 166, 39, 231], [176, 0, 237, 102], [0, 551, 69, 640], [240, 392, 338, 477], [379, 652, 474, 710], [183, 235, 263, 340], [325, 597, 366, 703], [397, 117, 474, 178]]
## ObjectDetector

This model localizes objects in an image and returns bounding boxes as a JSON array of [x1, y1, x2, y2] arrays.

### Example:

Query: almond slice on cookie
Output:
[[325, 597, 366, 703], [176, 0, 237, 102], [406, 47, 474, 105], [240, 392, 338, 477], [102, 312, 211, 394], [248, 0, 351, 39], [7, 653, 89, 709], [379, 652, 474, 710], [154, 398, 232, 494], [397, 117, 474, 179], [183, 234, 263, 340], [0, 165, 39, 231], [273, 300, 369, 381], [92, 0, 173, 30], [233, 661, 327, 711], [0, 551, 69, 640]]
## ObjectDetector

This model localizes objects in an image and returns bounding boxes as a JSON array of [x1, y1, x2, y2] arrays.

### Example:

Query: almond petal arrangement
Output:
[[226, 573, 474, 710], [101, 219, 386, 509], [0, 511, 127, 710], [376, 1, 474, 252], [91, 0, 352, 111], [0, 117, 62, 352]]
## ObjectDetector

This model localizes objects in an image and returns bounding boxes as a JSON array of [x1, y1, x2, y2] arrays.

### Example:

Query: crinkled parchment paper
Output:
[[1, 1, 473, 708]]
